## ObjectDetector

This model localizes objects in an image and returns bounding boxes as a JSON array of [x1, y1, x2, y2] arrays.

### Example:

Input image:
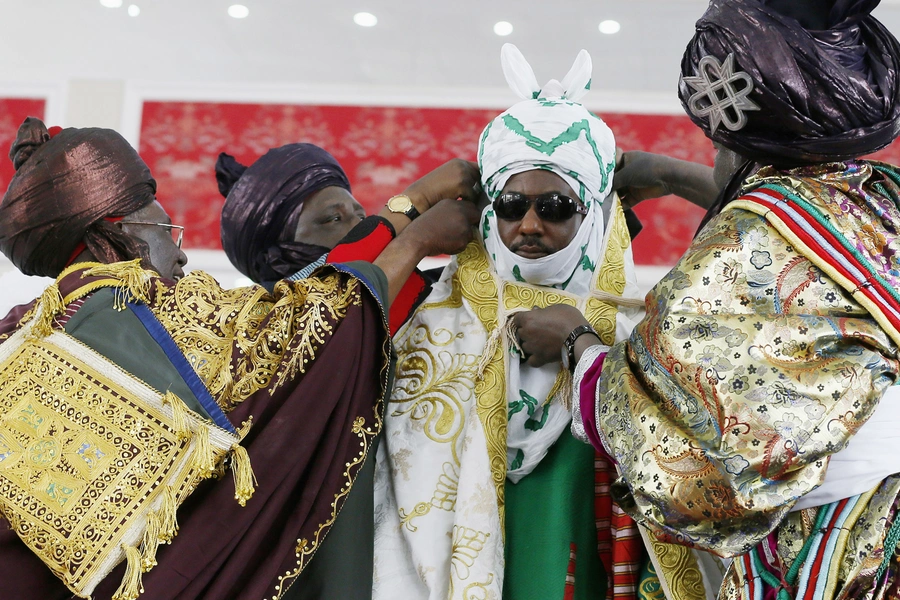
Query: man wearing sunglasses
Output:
[[374, 44, 647, 600]]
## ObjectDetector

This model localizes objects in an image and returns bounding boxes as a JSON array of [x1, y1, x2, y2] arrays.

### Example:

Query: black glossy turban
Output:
[[679, 0, 900, 167], [0, 117, 157, 277], [217, 143, 351, 284]]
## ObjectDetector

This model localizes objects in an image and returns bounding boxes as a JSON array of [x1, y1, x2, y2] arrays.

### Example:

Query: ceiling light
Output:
[[598, 20, 621, 35], [99, 0, 123, 7], [228, 4, 249, 19], [493, 21, 513, 36], [127, 4, 140, 16], [353, 12, 378, 27]]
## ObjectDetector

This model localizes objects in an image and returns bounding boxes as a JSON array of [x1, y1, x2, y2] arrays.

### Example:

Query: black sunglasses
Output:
[[493, 192, 588, 222]]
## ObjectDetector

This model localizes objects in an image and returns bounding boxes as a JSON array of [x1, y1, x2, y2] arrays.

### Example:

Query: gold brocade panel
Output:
[[0, 336, 197, 595], [149, 270, 360, 411]]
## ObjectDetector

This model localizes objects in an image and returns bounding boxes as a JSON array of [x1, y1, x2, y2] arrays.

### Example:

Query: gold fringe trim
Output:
[[158, 487, 178, 542], [140, 513, 162, 571], [162, 392, 192, 441], [82, 259, 151, 311], [112, 544, 144, 600], [589, 289, 645, 308], [193, 427, 216, 478], [477, 326, 503, 380], [547, 368, 573, 410], [230, 444, 257, 507], [30, 283, 66, 338]]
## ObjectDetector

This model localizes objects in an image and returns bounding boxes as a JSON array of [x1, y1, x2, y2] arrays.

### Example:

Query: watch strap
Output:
[[404, 204, 421, 220], [564, 324, 599, 373]]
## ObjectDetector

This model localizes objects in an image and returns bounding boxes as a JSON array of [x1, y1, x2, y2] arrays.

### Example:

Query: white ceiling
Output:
[[4, 0, 900, 95]]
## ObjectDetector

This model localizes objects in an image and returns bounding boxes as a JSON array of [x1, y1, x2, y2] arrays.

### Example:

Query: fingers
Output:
[[459, 200, 480, 225]]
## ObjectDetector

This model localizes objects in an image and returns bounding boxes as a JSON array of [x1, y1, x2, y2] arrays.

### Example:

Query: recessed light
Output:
[[493, 21, 513, 36], [228, 4, 249, 19], [99, 0, 123, 7], [127, 4, 140, 16], [599, 20, 621, 35], [353, 12, 378, 27]]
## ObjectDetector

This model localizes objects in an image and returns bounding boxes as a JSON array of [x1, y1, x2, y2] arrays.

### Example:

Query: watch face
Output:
[[389, 195, 412, 212]]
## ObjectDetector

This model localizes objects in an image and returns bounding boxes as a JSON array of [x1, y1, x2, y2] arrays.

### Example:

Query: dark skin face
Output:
[[496, 170, 585, 259], [119, 200, 188, 280], [293, 186, 366, 248]]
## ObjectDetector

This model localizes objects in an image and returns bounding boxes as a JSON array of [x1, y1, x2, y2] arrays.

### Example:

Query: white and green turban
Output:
[[478, 43, 617, 297]]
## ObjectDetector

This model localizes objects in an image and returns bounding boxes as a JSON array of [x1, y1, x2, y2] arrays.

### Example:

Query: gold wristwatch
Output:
[[386, 194, 421, 220]]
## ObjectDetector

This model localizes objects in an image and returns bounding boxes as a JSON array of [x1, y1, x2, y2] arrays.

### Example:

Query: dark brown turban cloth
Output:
[[217, 143, 351, 283], [0, 117, 157, 277], [679, 0, 900, 167]]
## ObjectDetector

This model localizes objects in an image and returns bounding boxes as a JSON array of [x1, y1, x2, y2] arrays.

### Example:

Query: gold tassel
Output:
[[140, 512, 161, 571], [547, 368, 574, 410], [476, 325, 503, 380], [112, 544, 144, 600], [193, 427, 216, 478], [162, 392, 192, 440], [157, 487, 178, 542], [83, 259, 151, 310], [31, 283, 66, 338], [229, 444, 257, 507]]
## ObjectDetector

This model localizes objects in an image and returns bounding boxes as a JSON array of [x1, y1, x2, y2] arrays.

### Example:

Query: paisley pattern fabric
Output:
[[585, 161, 900, 598]]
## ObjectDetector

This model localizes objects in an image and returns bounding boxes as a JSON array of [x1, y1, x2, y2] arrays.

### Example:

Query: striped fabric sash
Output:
[[595, 455, 644, 599], [728, 185, 900, 347], [737, 493, 871, 600]]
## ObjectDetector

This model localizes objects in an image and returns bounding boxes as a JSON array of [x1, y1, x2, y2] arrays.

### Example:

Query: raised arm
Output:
[[615, 150, 719, 210]]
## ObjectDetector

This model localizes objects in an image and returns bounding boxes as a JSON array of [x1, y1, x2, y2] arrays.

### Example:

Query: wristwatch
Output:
[[386, 194, 421, 220], [561, 324, 599, 373]]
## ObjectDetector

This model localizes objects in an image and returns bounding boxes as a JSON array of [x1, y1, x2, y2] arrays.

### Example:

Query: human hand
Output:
[[401, 198, 479, 256], [614, 150, 673, 210], [402, 159, 482, 212], [512, 305, 597, 368]]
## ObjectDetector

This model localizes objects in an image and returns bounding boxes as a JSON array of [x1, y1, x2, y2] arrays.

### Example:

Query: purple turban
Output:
[[0, 117, 157, 277], [679, 0, 900, 167], [217, 143, 351, 283]]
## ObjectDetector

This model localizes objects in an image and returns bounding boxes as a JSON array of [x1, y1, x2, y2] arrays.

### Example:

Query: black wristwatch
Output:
[[561, 324, 599, 373]]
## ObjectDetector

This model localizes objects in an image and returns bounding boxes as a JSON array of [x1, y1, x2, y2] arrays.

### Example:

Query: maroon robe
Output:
[[0, 260, 390, 599]]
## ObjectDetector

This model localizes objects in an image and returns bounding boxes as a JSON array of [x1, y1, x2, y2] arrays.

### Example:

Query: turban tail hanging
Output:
[[217, 144, 351, 283], [0, 117, 157, 277], [679, 0, 900, 167]]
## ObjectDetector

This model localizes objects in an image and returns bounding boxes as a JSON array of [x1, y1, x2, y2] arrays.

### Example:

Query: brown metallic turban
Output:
[[0, 117, 157, 277], [217, 143, 351, 284], [679, 0, 900, 167]]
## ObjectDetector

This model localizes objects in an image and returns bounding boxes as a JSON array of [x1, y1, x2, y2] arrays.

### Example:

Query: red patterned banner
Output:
[[138, 101, 900, 266], [0, 98, 47, 197]]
